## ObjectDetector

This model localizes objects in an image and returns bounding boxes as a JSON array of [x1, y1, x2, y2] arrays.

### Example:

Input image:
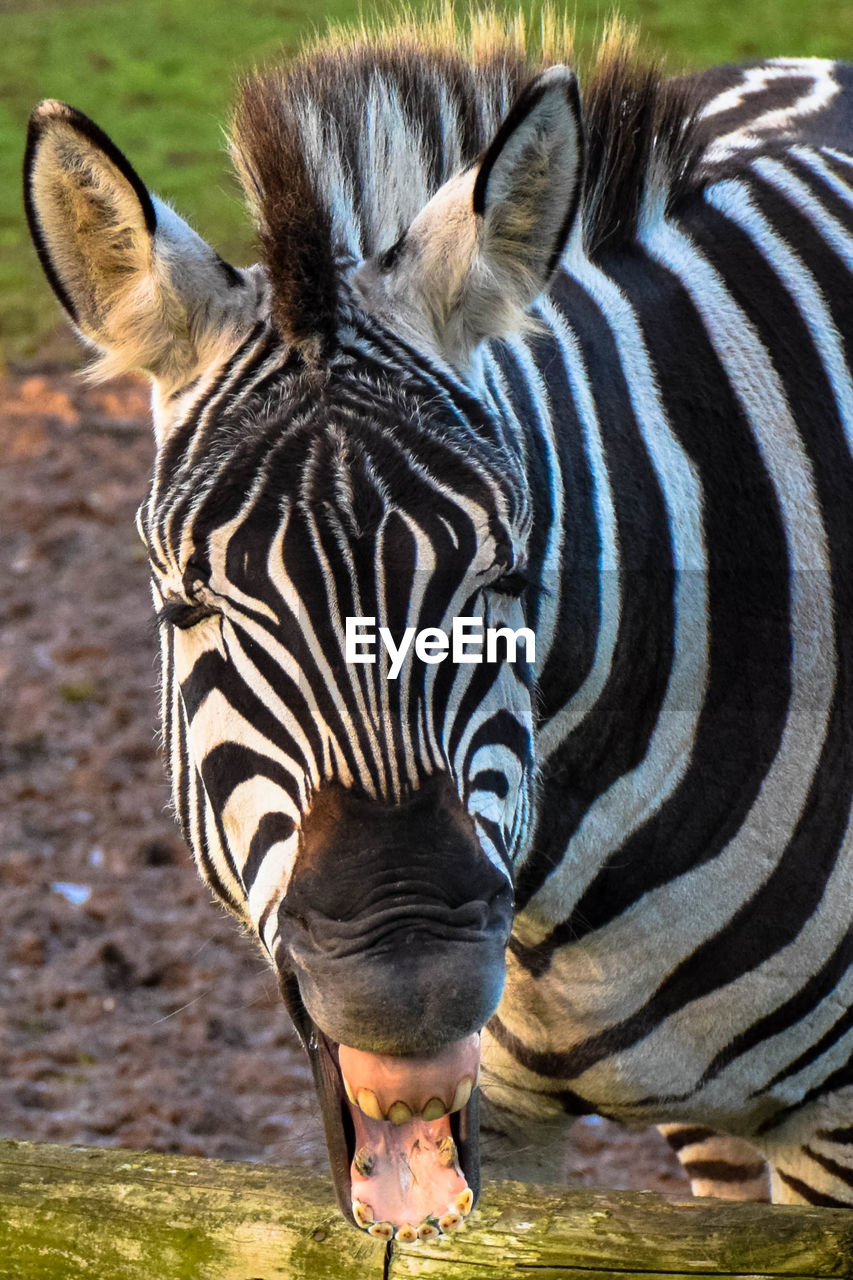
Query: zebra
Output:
[[23, 5, 853, 1238]]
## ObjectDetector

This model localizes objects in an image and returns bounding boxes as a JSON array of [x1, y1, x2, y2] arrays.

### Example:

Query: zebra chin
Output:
[[270, 776, 513, 1231]]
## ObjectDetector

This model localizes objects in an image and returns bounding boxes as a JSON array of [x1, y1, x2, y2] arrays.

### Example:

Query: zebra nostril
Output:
[[281, 908, 309, 930]]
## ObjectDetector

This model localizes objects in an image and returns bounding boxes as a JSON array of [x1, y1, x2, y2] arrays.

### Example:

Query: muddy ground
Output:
[[0, 368, 689, 1195]]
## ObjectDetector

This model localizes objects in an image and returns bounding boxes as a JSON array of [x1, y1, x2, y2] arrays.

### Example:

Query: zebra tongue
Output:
[[348, 1106, 469, 1234]]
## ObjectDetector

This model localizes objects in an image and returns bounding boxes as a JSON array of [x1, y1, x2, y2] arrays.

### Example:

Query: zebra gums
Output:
[[23, 8, 853, 1239]]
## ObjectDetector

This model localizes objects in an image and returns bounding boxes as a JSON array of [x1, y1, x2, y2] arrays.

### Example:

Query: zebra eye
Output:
[[156, 597, 219, 630], [378, 234, 406, 272], [491, 570, 529, 598]]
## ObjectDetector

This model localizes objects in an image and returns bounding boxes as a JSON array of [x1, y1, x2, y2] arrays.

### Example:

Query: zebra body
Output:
[[24, 11, 853, 1226]]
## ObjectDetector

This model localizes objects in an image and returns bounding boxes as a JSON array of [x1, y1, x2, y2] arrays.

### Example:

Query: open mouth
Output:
[[286, 977, 481, 1240]]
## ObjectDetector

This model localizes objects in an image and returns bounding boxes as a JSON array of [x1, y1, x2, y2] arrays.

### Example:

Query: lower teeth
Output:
[[355, 1199, 471, 1242]]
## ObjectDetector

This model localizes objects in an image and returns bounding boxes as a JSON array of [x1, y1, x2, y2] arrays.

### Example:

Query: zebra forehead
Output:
[[228, 7, 705, 353], [148, 376, 525, 570]]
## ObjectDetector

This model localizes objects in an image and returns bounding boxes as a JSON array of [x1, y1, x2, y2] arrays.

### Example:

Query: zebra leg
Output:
[[762, 1125, 853, 1206], [658, 1125, 770, 1200]]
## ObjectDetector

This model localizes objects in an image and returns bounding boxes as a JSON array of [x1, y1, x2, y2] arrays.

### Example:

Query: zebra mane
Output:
[[229, 7, 703, 354]]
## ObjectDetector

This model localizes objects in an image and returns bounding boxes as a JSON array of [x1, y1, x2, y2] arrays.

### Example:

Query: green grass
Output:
[[4, 0, 852, 364]]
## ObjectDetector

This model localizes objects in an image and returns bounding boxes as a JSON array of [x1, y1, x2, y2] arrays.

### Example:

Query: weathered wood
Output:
[[0, 1140, 851, 1280]]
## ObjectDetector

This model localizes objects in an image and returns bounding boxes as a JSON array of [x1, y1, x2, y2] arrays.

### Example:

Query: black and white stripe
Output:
[[479, 67, 853, 1202]]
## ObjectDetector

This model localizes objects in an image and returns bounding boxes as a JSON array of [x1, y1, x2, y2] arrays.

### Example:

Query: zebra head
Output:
[[24, 63, 582, 1234]]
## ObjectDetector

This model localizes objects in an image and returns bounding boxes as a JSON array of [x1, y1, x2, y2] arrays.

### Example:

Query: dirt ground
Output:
[[0, 367, 689, 1196]]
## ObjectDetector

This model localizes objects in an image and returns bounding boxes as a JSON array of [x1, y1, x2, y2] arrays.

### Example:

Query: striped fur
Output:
[[24, 8, 853, 1211]]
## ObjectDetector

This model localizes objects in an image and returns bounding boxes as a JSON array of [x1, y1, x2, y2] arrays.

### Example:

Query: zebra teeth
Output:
[[454, 1188, 474, 1216], [417, 1220, 440, 1241], [343, 1075, 356, 1105], [367, 1221, 395, 1240], [438, 1209, 464, 1233], [449, 1076, 473, 1114], [352, 1200, 374, 1228], [387, 1100, 413, 1125], [356, 1088, 385, 1121], [353, 1146, 375, 1177], [437, 1135, 458, 1168], [394, 1223, 419, 1243], [421, 1096, 447, 1121]]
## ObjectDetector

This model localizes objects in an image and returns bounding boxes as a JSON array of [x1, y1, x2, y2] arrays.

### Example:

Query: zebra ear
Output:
[[354, 66, 583, 366], [24, 100, 251, 386], [470, 65, 583, 309]]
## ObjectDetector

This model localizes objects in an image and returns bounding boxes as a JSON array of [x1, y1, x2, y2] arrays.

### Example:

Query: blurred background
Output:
[[1, 0, 851, 1196], [3, 0, 852, 367]]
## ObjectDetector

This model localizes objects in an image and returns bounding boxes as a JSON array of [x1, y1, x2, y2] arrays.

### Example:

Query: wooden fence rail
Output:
[[1, 1139, 852, 1279]]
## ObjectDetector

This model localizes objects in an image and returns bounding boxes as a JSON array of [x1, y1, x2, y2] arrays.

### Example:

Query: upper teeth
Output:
[[356, 1089, 385, 1121], [347, 1075, 475, 1123], [338, 1034, 481, 1125], [387, 1100, 413, 1125], [421, 1097, 447, 1121], [450, 1078, 472, 1113]]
